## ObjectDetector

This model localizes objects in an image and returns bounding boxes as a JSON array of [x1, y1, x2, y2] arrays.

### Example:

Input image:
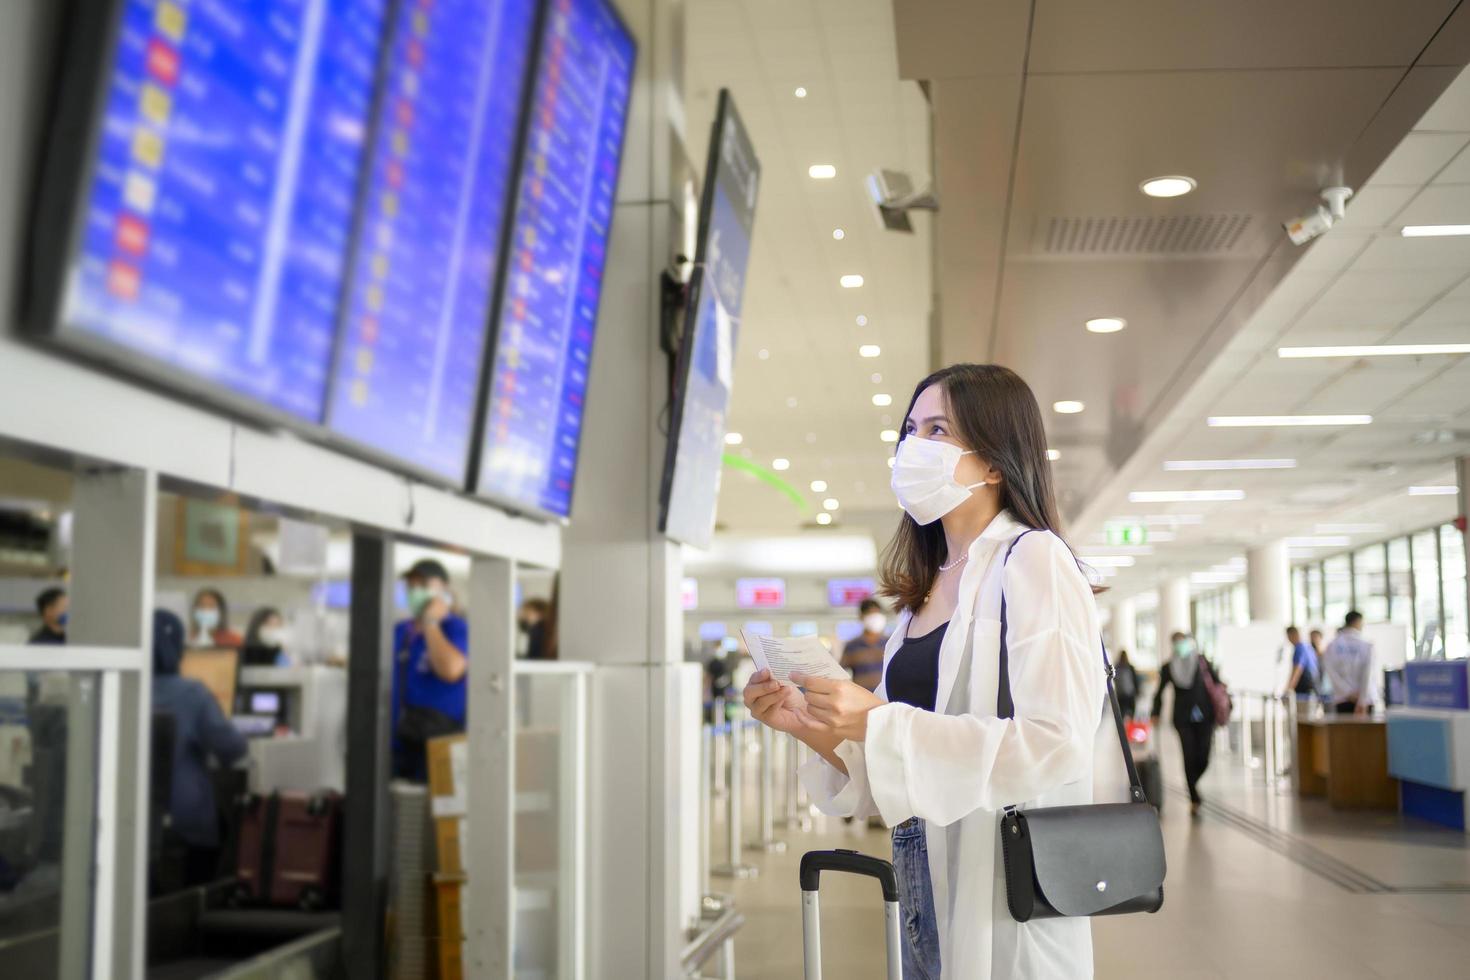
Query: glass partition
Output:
[[1411, 530, 1442, 657], [1442, 525, 1469, 660], [1305, 564, 1324, 623], [1323, 554, 1352, 629], [513, 663, 590, 980], [0, 669, 100, 978], [1387, 538, 1413, 634]]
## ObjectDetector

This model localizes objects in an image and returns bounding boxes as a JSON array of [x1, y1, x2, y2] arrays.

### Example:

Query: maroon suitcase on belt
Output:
[[232, 790, 342, 910]]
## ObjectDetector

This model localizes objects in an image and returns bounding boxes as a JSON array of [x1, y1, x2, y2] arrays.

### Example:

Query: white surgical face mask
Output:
[[258, 626, 285, 648], [890, 436, 986, 525], [193, 607, 220, 633], [862, 613, 887, 635]]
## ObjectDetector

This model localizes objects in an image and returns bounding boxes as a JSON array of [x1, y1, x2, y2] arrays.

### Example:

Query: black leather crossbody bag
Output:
[[996, 531, 1166, 922]]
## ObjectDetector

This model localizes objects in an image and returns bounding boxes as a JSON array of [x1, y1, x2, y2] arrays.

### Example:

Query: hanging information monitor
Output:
[[473, 0, 637, 518]]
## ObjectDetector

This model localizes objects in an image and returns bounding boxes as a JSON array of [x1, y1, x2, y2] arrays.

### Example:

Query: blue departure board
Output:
[[475, 0, 637, 517], [326, 0, 539, 481], [58, 0, 388, 422], [660, 92, 761, 548]]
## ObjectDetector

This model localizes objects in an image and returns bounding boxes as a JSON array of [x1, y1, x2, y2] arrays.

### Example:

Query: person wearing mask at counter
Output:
[[1150, 632, 1219, 817], [392, 559, 468, 781], [242, 607, 290, 667], [189, 588, 243, 649], [742, 364, 1124, 979], [517, 598, 550, 660], [839, 598, 889, 693], [151, 609, 248, 884], [28, 587, 67, 645]]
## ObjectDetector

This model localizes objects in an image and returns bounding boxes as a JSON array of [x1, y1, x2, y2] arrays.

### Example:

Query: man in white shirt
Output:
[[1323, 611, 1374, 715]]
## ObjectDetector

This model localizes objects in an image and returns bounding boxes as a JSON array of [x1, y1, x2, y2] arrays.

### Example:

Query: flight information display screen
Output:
[[660, 92, 761, 548], [474, 0, 637, 517], [54, 0, 389, 422], [326, 0, 538, 481]]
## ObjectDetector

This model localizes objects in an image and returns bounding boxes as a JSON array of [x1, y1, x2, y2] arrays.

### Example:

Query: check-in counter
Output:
[[238, 666, 348, 793], [1386, 661, 1470, 831], [1296, 716, 1398, 810]]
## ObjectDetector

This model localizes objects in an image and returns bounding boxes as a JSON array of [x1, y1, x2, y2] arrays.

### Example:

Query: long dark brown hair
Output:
[[878, 364, 1064, 613]]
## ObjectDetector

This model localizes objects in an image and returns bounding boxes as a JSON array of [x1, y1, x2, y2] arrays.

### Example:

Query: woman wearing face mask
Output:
[[1150, 632, 1219, 817], [744, 364, 1125, 979], [189, 588, 243, 649], [242, 607, 290, 667]]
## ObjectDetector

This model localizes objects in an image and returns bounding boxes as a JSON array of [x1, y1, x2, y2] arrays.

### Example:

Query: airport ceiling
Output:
[[690, 0, 1470, 592]]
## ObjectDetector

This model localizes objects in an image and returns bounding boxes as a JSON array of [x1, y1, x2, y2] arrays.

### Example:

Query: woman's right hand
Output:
[[743, 669, 824, 738]]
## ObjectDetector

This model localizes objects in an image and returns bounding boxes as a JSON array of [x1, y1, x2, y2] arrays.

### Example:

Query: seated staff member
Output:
[[744, 364, 1119, 979], [29, 587, 68, 645], [392, 559, 469, 781], [151, 609, 248, 884], [242, 607, 290, 667], [189, 588, 243, 649], [839, 597, 889, 692]]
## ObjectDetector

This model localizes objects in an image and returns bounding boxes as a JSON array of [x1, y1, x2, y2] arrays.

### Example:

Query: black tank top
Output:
[[884, 621, 949, 710]]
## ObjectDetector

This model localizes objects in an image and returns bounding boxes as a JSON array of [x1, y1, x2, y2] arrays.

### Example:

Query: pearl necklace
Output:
[[938, 552, 968, 573]]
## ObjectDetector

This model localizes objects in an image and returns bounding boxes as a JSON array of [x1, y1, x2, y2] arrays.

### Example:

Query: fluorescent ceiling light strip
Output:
[[1207, 415, 1371, 427], [1163, 458, 1296, 471], [1408, 485, 1458, 496], [1128, 490, 1245, 503], [1401, 224, 1470, 237], [1284, 536, 1352, 548], [1279, 344, 1470, 358], [1078, 555, 1136, 567]]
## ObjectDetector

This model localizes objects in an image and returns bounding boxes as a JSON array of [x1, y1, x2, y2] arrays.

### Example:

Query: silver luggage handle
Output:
[[799, 849, 903, 980]]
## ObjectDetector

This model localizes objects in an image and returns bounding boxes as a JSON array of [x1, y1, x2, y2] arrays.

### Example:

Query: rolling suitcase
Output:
[[232, 789, 342, 910], [800, 849, 902, 980]]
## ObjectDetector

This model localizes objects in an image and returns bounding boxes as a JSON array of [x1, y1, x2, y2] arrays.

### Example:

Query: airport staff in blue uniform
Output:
[[391, 559, 469, 781]]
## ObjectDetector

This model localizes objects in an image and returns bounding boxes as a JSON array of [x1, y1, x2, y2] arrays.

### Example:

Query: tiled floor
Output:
[[708, 728, 1470, 979]]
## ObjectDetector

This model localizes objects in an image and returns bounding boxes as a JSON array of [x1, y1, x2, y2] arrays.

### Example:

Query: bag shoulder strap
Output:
[[997, 530, 1147, 805]]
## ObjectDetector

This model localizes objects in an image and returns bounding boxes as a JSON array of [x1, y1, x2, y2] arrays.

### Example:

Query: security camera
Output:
[[1284, 186, 1353, 246], [866, 168, 938, 234]]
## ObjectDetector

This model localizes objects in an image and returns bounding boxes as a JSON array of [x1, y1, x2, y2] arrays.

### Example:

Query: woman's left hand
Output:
[[793, 673, 884, 742]]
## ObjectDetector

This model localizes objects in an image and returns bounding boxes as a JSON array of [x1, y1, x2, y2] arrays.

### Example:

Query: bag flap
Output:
[[1024, 802, 1165, 916]]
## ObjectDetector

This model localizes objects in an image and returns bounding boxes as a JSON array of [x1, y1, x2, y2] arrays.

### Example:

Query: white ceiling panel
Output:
[[1368, 131, 1470, 184]]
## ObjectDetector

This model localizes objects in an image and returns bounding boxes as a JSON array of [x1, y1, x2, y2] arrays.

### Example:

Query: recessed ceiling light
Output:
[[1053, 400, 1085, 414], [832, 228, 845, 240], [840, 274, 864, 288], [794, 86, 808, 99], [1163, 458, 1296, 471], [1207, 415, 1371, 427], [816, 512, 832, 525], [855, 314, 868, 326], [1401, 224, 1470, 237], [859, 344, 881, 358], [810, 480, 827, 493], [757, 348, 770, 360], [880, 429, 899, 443], [805, 432, 817, 444], [785, 396, 798, 408], [772, 458, 790, 471], [724, 432, 743, 445], [1140, 175, 1196, 198], [872, 393, 892, 407], [1086, 317, 1126, 334], [1128, 489, 1245, 503], [823, 497, 840, 511], [1408, 485, 1457, 496], [1046, 449, 1061, 461], [870, 372, 882, 383], [808, 164, 836, 179], [1279, 343, 1470, 358]]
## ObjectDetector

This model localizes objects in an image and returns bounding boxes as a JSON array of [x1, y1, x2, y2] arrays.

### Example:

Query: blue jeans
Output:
[[892, 817, 941, 979]]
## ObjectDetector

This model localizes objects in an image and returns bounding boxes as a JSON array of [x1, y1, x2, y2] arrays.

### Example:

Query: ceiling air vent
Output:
[[1037, 214, 1253, 256]]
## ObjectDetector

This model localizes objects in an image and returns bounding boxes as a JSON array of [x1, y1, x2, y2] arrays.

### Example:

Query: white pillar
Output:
[[1110, 597, 1138, 656], [1247, 540, 1291, 626], [1158, 577, 1192, 644]]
